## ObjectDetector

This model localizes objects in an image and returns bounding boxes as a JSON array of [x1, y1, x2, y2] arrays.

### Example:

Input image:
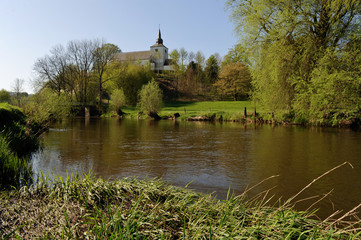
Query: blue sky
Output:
[[0, 0, 237, 93]]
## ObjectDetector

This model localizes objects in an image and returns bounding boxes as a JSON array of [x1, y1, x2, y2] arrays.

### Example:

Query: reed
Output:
[[1, 169, 360, 239]]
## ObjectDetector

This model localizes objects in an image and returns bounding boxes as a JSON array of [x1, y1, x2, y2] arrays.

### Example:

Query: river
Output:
[[31, 118, 361, 219]]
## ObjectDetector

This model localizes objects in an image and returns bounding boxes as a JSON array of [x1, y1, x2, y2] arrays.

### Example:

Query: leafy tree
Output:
[[214, 62, 251, 101], [184, 61, 204, 96], [204, 55, 219, 84], [138, 79, 163, 115], [227, 0, 361, 122], [0, 89, 11, 103], [222, 44, 249, 67], [169, 49, 180, 67]]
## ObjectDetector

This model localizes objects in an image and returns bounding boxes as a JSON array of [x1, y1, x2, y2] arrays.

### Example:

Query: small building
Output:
[[113, 29, 173, 72]]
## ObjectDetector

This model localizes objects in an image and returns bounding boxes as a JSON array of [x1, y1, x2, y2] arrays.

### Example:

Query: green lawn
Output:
[[111, 101, 262, 121]]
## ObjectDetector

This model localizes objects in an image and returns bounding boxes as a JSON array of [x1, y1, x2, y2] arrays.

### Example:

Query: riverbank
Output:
[[107, 101, 262, 123], [1, 173, 359, 239], [0, 103, 41, 188], [108, 101, 360, 128]]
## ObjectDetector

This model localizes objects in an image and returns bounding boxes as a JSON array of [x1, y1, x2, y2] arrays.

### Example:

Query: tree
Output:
[[111, 63, 153, 105], [179, 47, 188, 71], [195, 51, 205, 69], [23, 88, 72, 123], [34, 39, 105, 106], [67, 39, 100, 105], [204, 55, 219, 84], [169, 49, 180, 67], [184, 61, 204, 96], [138, 79, 163, 117], [0, 89, 11, 103], [93, 43, 121, 111], [33, 45, 71, 96], [12, 78, 25, 107], [214, 62, 251, 101], [227, 0, 361, 121], [222, 44, 249, 67], [188, 51, 195, 63]]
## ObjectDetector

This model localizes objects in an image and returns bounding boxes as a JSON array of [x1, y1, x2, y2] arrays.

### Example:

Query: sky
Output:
[[0, 0, 237, 93]]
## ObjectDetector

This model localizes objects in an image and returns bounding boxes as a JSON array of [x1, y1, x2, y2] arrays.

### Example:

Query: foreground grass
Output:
[[1, 173, 360, 239]]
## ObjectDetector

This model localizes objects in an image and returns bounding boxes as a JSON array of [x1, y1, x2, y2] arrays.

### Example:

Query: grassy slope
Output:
[[1, 173, 359, 239]]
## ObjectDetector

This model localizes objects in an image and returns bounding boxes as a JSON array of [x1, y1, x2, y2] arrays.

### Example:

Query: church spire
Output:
[[156, 28, 163, 45]]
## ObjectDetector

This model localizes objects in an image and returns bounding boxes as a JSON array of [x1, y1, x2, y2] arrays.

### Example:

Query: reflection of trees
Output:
[[35, 119, 361, 219]]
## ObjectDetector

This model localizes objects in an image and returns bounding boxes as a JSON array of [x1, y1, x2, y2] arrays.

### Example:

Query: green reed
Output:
[[1, 170, 360, 239]]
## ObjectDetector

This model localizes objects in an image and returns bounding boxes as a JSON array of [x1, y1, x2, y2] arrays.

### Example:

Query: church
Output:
[[113, 30, 173, 72]]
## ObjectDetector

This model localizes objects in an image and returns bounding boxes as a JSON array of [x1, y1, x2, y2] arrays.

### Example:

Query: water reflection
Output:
[[31, 118, 361, 219]]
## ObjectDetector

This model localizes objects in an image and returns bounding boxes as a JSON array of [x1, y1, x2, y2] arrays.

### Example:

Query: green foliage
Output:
[[111, 64, 154, 105], [0, 103, 26, 126], [204, 55, 219, 84], [294, 48, 361, 126], [227, 0, 361, 125], [23, 88, 72, 124], [222, 43, 249, 67], [110, 88, 127, 114], [215, 62, 252, 101], [0, 89, 11, 103], [0, 136, 32, 188], [0, 104, 38, 188], [251, 40, 297, 119], [138, 79, 163, 113]]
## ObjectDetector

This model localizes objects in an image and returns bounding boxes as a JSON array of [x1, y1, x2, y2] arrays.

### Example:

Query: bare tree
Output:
[[195, 51, 205, 69], [67, 39, 100, 105], [93, 42, 121, 110], [188, 51, 195, 63], [12, 78, 24, 107], [179, 47, 188, 70], [34, 45, 71, 95]]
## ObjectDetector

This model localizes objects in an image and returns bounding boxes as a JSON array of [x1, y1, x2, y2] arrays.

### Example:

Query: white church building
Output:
[[113, 30, 173, 72]]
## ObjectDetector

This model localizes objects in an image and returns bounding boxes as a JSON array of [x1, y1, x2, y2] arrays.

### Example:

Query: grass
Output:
[[1, 167, 360, 239]]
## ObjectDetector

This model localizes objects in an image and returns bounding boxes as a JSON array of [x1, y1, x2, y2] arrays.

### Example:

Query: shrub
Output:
[[138, 79, 163, 114], [110, 88, 127, 115]]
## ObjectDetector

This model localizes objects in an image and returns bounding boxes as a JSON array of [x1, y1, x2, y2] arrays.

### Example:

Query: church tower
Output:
[[150, 29, 169, 71]]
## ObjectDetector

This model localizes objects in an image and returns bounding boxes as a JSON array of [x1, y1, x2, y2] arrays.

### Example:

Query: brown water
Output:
[[31, 118, 361, 219]]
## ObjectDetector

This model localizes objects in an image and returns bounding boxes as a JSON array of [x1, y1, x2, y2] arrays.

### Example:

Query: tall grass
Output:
[[0, 136, 32, 188], [1, 170, 360, 239]]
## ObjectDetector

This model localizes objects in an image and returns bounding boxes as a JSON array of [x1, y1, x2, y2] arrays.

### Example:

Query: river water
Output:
[[31, 118, 361, 219]]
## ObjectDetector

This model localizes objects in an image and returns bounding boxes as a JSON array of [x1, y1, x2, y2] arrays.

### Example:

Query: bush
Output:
[[22, 88, 72, 124], [110, 88, 127, 115], [138, 79, 163, 114]]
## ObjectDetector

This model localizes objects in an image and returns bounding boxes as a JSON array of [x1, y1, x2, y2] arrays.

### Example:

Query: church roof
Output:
[[113, 51, 151, 61]]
